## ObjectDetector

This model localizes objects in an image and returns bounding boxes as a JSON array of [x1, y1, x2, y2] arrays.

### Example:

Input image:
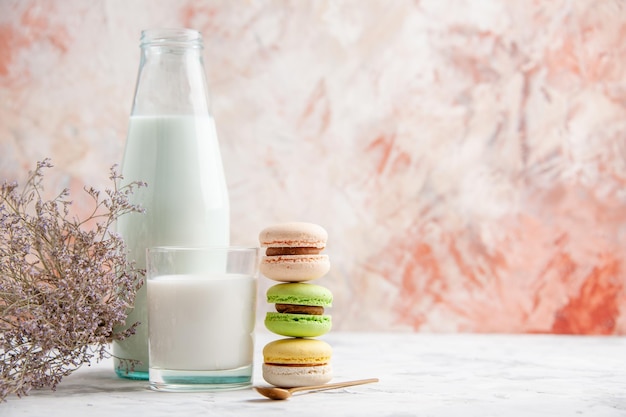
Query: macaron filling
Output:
[[264, 362, 326, 367], [276, 304, 324, 315], [266, 247, 323, 256]]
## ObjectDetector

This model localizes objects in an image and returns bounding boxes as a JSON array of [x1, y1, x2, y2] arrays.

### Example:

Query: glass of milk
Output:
[[146, 246, 259, 392]]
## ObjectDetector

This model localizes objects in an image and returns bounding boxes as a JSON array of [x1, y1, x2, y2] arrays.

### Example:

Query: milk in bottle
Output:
[[113, 29, 229, 379]]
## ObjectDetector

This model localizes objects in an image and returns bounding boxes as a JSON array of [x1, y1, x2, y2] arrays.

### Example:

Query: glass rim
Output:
[[147, 246, 260, 254], [140, 28, 203, 48]]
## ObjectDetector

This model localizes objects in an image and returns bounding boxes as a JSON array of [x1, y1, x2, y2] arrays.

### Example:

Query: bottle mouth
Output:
[[140, 28, 203, 48]]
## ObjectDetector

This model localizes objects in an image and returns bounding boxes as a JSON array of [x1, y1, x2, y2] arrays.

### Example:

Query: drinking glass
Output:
[[146, 246, 259, 391]]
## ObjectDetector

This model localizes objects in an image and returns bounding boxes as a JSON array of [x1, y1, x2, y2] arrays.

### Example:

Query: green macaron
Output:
[[265, 283, 333, 337]]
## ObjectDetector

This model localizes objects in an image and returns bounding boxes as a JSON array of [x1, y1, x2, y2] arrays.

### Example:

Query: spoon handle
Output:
[[289, 378, 379, 394]]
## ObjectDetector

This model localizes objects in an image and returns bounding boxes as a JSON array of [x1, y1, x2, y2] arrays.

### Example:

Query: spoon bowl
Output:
[[255, 378, 379, 400]]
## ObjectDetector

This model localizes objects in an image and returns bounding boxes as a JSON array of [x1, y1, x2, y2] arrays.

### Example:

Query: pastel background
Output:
[[1, 0, 625, 334]]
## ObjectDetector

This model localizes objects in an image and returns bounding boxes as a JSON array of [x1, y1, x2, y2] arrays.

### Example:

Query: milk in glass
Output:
[[147, 274, 255, 371]]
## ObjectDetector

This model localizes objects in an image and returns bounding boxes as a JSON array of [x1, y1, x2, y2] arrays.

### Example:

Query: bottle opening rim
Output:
[[140, 28, 203, 48]]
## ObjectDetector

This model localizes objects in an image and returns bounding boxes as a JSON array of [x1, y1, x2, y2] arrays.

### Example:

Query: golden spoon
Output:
[[255, 378, 379, 400]]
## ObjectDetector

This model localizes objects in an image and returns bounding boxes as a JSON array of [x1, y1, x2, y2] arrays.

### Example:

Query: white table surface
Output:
[[3, 331, 625, 417]]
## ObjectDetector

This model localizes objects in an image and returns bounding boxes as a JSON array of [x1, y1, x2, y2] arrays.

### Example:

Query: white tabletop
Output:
[[3, 332, 625, 417]]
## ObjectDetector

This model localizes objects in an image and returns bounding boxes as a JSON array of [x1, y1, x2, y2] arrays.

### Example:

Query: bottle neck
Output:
[[130, 29, 211, 117]]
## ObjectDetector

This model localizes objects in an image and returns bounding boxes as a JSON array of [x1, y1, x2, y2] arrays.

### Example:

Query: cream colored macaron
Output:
[[259, 222, 330, 282]]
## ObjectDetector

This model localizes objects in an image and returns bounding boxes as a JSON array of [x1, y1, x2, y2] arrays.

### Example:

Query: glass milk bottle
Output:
[[113, 28, 230, 379]]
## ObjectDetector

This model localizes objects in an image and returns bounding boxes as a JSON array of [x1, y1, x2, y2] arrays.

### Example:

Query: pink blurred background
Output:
[[1, 0, 625, 334]]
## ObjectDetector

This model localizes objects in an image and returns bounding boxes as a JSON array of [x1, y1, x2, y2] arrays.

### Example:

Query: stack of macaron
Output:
[[259, 222, 334, 387]]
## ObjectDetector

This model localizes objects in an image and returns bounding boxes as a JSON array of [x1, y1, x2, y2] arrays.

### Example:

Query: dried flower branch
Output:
[[0, 159, 146, 401]]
